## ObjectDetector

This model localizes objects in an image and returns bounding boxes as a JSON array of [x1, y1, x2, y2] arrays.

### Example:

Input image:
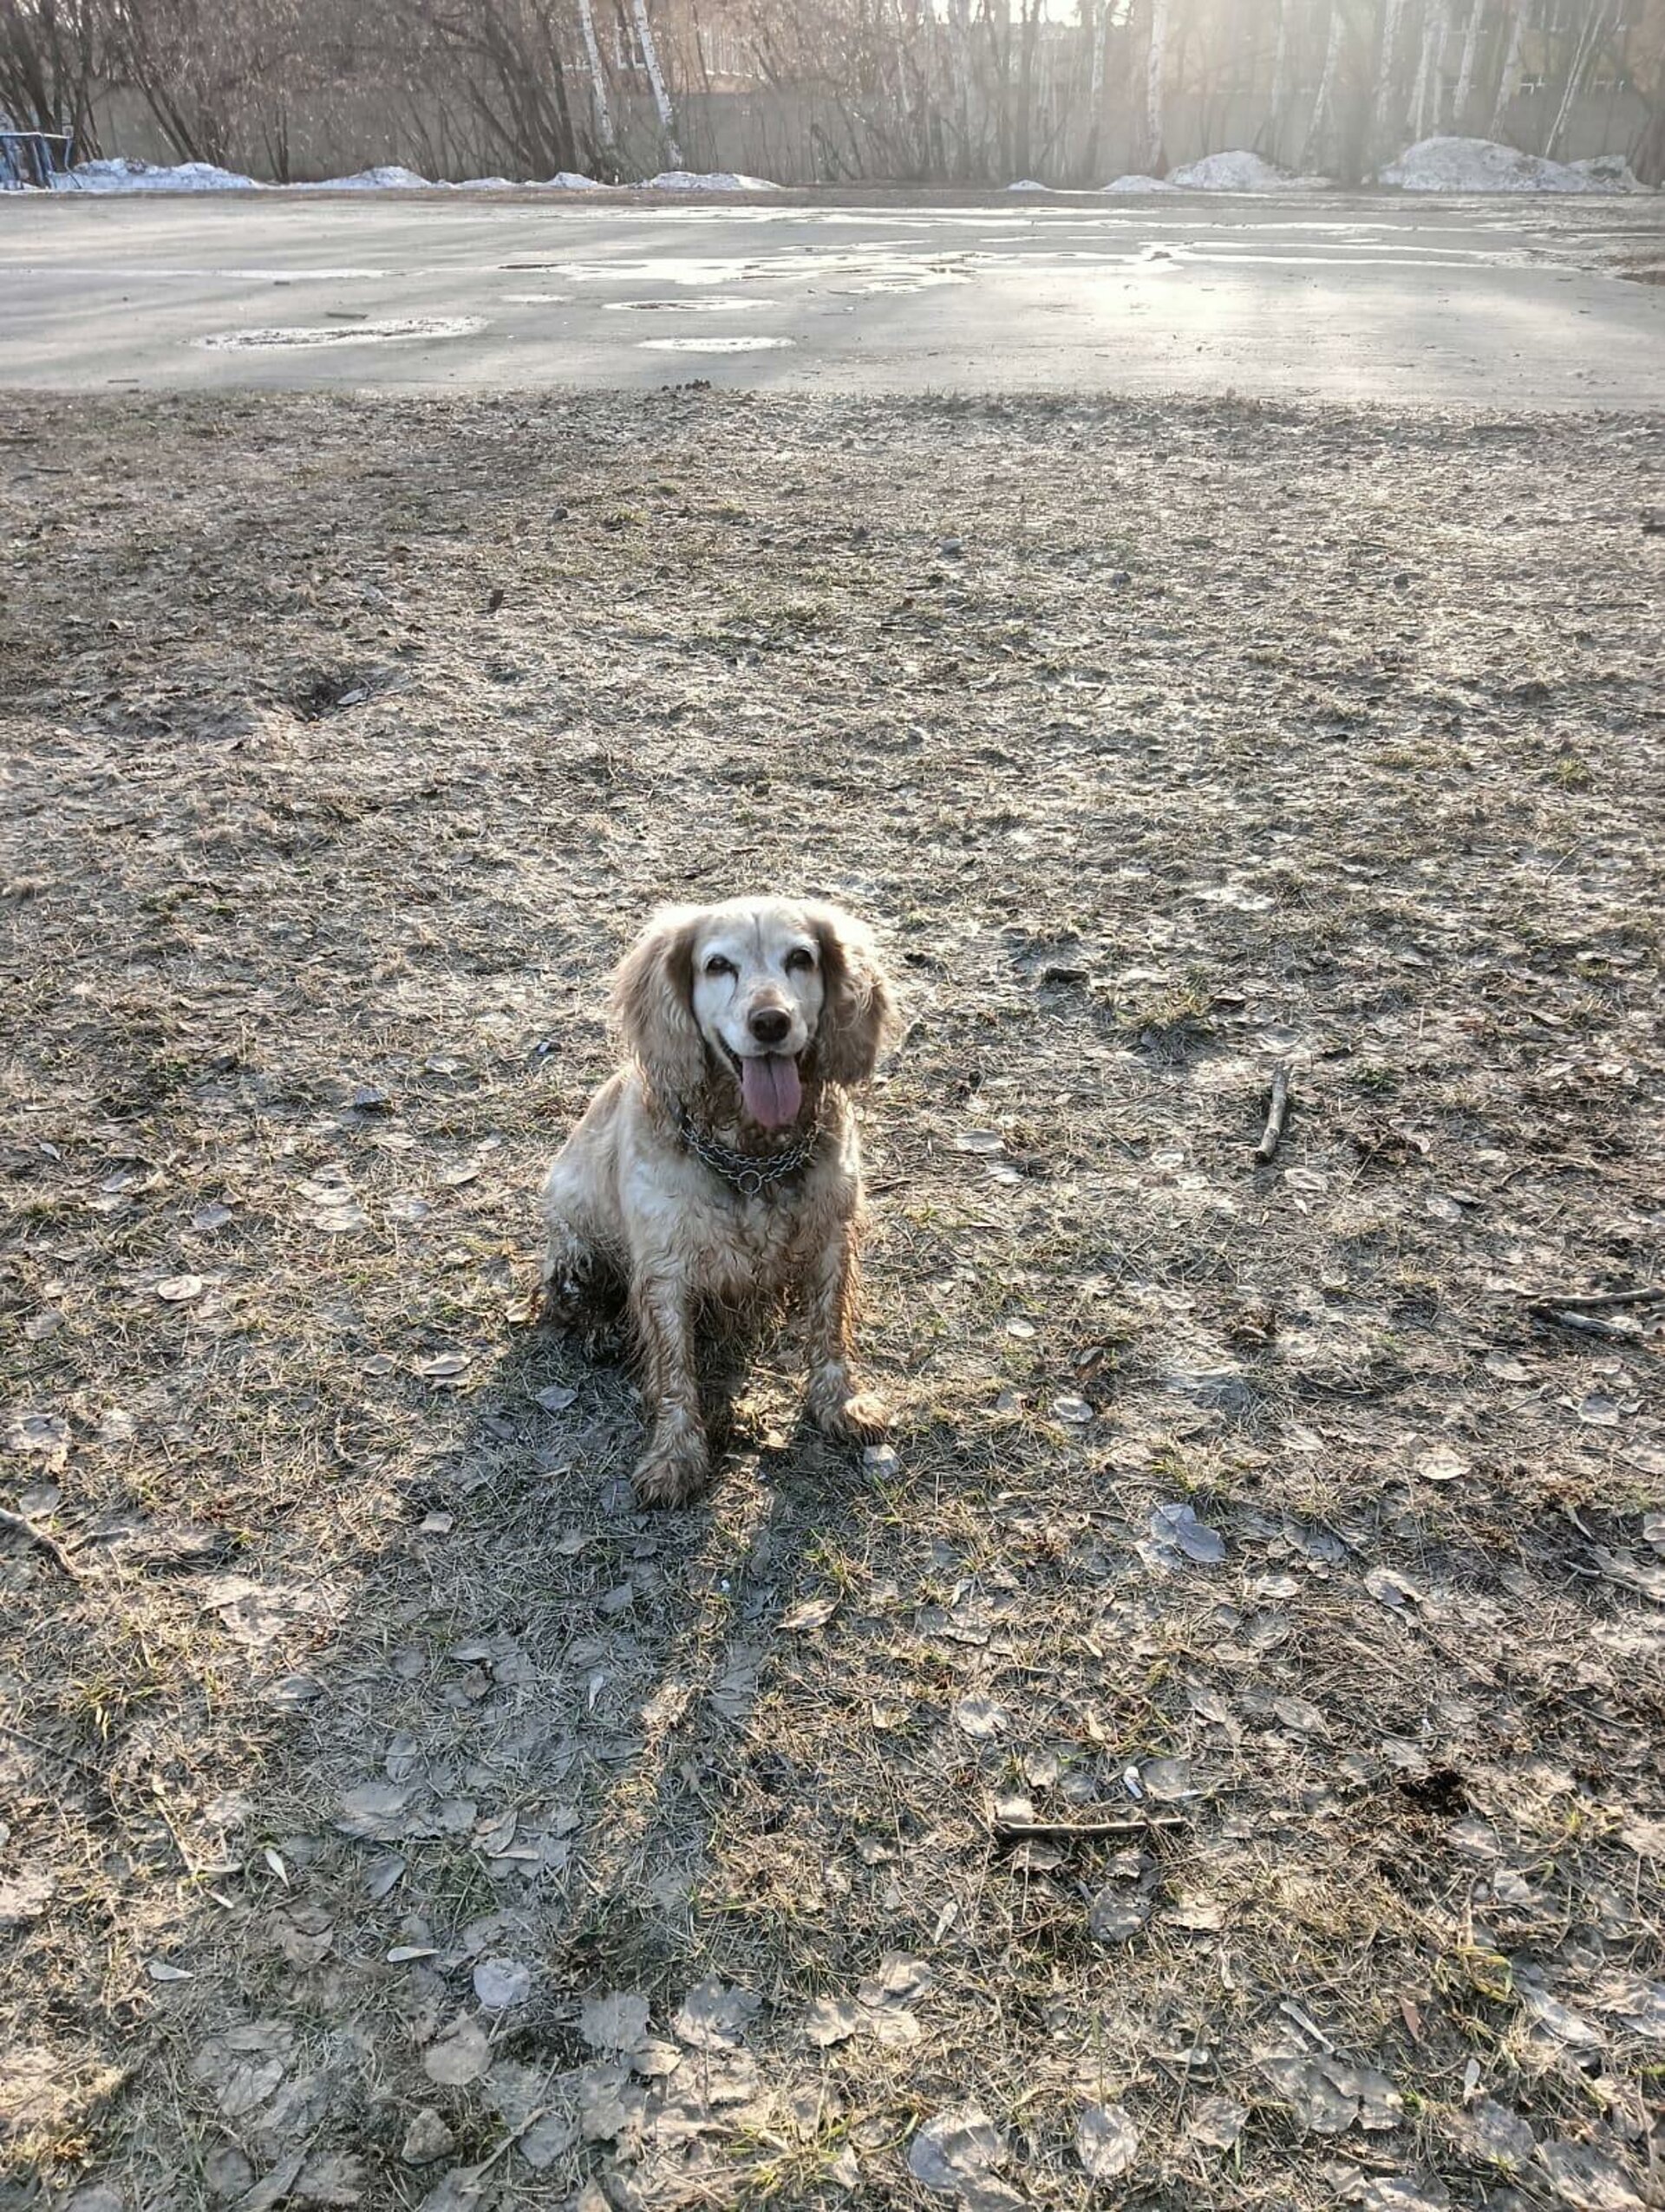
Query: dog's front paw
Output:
[[810, 1381, 891, 1445], [632, 1432, 710, 1510]]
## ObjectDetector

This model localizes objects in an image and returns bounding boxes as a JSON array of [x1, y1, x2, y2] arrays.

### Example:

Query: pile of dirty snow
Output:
[[298, 165, 434, 191], [540, 172, 608, 190], [1101, 173, 1179, 194], [1379, 135, 1650, 192], [643, 169, 779, 192], [52, 157, 258, 192], [1167, 149, 1329, 192], [1006, 178, 1054, 193]]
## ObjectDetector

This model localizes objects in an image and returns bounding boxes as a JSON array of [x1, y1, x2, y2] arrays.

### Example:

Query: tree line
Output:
[[3, 0, 1659, 186]]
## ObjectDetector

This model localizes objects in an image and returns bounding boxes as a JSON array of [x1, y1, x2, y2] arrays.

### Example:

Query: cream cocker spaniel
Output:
[[539, 897, 898, 1506]]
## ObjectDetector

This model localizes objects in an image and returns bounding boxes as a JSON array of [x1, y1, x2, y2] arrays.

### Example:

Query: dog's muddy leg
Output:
[[804, 1221, 890, 1445], [540, 1222, 625, 1354], [630, 1270, 710, 1507]]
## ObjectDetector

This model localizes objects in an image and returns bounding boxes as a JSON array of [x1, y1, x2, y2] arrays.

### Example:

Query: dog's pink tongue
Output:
[[741, 1053, 802, 1130]]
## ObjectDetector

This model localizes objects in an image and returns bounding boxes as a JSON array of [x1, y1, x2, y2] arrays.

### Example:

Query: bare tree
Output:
[[1450, 0, 1485, 121], [576, 0, 618, 166], [1546, 0, 1606, 149], [627, 0, 681, 163], [1489, 0, 1528, 135], [1146, 0, 1170, 169], [1412, 0, 1452, 135], [1303, 0, 1348, 166], [0, 0, 101, 147]]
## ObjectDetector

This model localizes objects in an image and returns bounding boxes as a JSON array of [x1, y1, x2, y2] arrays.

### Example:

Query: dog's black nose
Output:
[[749, 1007, 791, 1047]]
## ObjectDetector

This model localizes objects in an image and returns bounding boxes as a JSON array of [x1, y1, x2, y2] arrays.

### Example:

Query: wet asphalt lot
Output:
[[2, 188, 1662, 408]]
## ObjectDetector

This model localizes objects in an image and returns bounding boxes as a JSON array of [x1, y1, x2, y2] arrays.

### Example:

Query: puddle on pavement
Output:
[[602, 296, 767, 311], [636, 335, 795, 352], [198, 316, 486, 349]]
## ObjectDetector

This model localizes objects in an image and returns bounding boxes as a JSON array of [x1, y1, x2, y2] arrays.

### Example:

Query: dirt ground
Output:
[[1, 390, 1662, 2212]]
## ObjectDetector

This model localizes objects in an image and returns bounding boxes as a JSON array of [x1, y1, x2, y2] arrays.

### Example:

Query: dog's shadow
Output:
[[471, 1308, 889, 1990]]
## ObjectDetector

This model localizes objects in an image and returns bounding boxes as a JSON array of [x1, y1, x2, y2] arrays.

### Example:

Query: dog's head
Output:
[[613, 897, 897, 1129]]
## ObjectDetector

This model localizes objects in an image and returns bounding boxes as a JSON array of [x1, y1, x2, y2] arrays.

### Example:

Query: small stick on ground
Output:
[[1254, 1064, 1292, 1164], [0, 1505, 85, 1582], [1523, 1285, 1664, 1315], [992, 1815, 1187, 1843], [1532, 1309, 1641, 1341]]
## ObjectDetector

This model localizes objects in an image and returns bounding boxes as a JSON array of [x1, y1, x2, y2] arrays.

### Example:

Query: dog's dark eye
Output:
[[785, 948, 816, 974], [703, 954, 735, 979]]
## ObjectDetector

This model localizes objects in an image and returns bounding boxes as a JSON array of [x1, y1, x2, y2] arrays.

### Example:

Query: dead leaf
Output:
[[581, 1989, 650, 2052], [1076, 2103, 1137, 2182], [806, 1995, 861, 2047], [953, 1131, 1005, 1154], [1188, 2095, 1246, 2151], [1461, 2101, 1535, 2167], [779, 1595, 838, 1633], [1518, 1979, 1602, 2049], [1414, 1446, 1469, 1484], [0, 1869, 56, 1927], [334, 1781, 415, 1842], [1364, 1566, 1422, 1610], [1087, 1889, 1150, 1943], [415, 1352, 469, 1383], [6, 1410, 70, 1467], [1148, 1503, 1226, 1565], [952, 1694, 1009, 1739], [519, 2111, 578, 2170], [908, 2105, 1023, 2209], [1139, 1756, 1197, 1801], [472, 1956, 532, 2010], [423, 2019, 490, 2088], [1537, 2143, 1644, 2210], [673, 1980, 759, 2051]]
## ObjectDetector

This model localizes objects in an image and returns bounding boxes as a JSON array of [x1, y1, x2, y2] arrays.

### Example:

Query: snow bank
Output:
[[643, 169, 780, 192], [1167, 149, 1330, 192], [300, 165, 434, 191], [1101, 173, 1179, 194], [1006, 178, 1054, 193], [1567, 153, 1651, 191], [539, 171, 608, 190], [51, 157, 258, 192], [1379, 135, 1650, 193]]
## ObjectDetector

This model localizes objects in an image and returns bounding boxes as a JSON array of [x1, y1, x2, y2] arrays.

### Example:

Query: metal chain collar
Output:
[[676, 1106, 821, 1200]]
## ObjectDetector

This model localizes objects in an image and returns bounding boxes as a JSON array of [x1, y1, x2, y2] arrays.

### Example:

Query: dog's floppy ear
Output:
[[613, 906, 705, 1101], [808, 903, 898, 1089]]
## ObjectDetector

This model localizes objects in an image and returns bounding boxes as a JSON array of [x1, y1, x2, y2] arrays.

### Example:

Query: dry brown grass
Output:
[[2, 390, 1662, 2212]]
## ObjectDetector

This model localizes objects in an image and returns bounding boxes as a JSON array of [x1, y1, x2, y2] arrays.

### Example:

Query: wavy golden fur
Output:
[[539, 897, 898, 1507]]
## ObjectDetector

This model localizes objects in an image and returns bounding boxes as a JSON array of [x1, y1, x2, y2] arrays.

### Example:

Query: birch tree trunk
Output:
[[1374, 0, 1409, 156], [948, 0, 974, 176], [1268, 0, 1290, 163], [1146, 0, 1169, 172], [1303, 0, 1346, 168], [1085, 0, 1106, 179], [1451, 0, 1485, 124], [629, 0, 681, 166], [1546, 0, 1605, 153], [575, 0, 615, 157], [1413, 0, 1451, 137], [1489, 0, 1527, 137]]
